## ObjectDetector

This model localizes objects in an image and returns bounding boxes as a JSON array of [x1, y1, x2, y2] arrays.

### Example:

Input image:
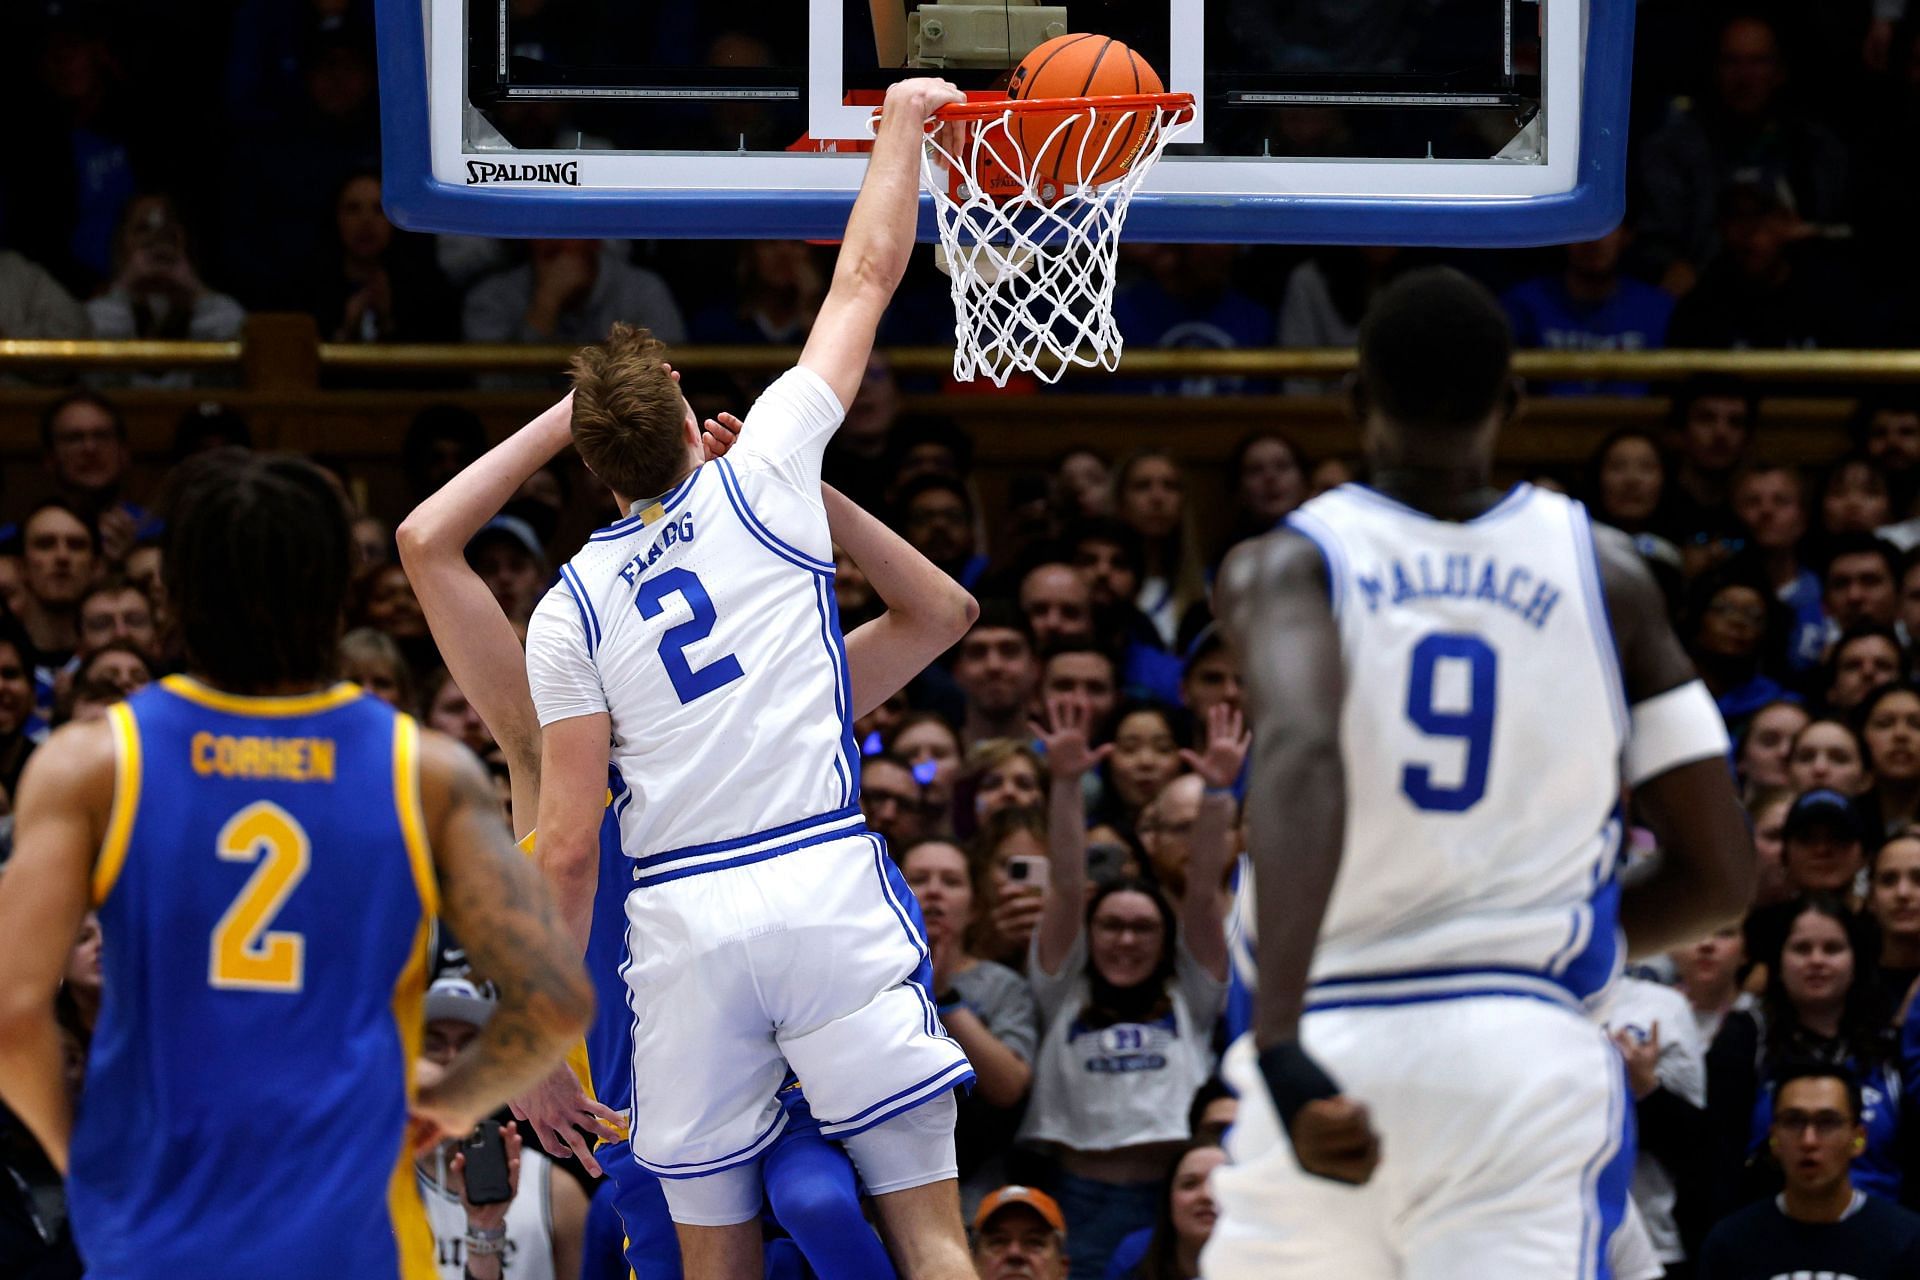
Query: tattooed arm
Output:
[[412, 730, 593, 1137]]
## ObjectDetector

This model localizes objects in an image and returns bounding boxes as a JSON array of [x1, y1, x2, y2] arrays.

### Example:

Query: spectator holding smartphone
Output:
[[1022, 697, 1228, 1280], [900, 837, 1040, 1204], [414, 973, 587, 1280], [970, 805, 1052, 971]]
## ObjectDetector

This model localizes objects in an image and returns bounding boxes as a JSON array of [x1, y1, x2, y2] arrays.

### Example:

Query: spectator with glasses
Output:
[[1684, 570, 1791, 730], [1698, 1063, 1920, 1279], [1024, 698, 1227, 1279], [1745, 897, 1904, 1204], [860, 751, 928, 853], [899, 837, 1039, 1204]]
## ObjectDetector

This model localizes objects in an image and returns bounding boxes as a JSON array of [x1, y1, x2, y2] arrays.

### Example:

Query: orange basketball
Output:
[[1006, 34, 1164, 193]]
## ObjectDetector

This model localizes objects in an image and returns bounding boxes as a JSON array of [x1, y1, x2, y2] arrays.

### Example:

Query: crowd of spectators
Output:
[[9, 1, 1920, 1278], [7, 365, 1920, 1275]]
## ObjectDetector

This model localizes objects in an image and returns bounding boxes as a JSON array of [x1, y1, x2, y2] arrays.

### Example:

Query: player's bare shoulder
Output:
[[1588, 520, 1693, 700], [413, 724, 503, 829], [1216, 525, 1330, 629], [15, 716, 119, 827]]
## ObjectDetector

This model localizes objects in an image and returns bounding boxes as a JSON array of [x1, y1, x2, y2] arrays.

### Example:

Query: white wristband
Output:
[[1623, 680, 1730, 787]]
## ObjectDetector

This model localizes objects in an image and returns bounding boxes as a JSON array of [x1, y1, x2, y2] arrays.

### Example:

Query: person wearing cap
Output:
[[415, 971, 588, 1280], [1176, 627, 1241, 729], [466, 515, 549, 629], [1745, 789, 1868, 995], [1781, 789, 1866, 898], [974, 1186, 1069, 1280]]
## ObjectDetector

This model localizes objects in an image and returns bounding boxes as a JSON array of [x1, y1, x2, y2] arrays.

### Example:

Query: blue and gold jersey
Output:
[[69, 676, 438, 1280], [584, 767, 635, 1116]]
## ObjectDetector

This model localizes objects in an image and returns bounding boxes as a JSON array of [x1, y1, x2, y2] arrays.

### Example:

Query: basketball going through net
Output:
[[877, 36, 1194, 386]]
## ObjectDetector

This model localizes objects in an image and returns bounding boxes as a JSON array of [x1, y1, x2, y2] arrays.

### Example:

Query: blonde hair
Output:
[[568, 323, 690, 502]]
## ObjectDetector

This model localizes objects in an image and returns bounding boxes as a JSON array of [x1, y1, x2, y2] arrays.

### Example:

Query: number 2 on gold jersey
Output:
[[209, 802, 310, 992]]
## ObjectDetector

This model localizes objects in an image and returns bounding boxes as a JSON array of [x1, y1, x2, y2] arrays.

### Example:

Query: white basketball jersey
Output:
[[1287, 483, 1628, 1011], [527, 368, 864, 880]]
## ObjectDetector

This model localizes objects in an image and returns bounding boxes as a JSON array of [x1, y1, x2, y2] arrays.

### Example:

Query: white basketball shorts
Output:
[[620, 821, 972, 1219], [1203, 993, 1633, 1280]]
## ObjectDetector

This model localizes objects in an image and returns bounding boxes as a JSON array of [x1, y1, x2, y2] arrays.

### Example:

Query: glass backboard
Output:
[[375, 0, 1629, 245]]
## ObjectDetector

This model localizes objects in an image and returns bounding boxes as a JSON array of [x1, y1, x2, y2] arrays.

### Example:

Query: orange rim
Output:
[[875, 92, 1196, 127]]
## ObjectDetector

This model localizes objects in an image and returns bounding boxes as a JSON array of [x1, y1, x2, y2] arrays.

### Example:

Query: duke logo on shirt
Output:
[[1075, 1014, 1177, 1074]]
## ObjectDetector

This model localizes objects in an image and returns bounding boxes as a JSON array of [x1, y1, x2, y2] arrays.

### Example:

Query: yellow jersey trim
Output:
[[387, 916, 437, 1280], [160, 674, 363, 717], [392, 716, 440, 917], [92, 703, 143, 906]]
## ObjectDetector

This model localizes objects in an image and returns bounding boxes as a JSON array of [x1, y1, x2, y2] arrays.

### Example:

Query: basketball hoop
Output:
[[874, 93, 1194, 386]]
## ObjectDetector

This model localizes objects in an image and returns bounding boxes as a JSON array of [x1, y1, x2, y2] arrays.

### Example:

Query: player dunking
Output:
[[0, 451, 592, 1280], [1204, 269, 1754, 1279], [397, 378, 978, 1278], [523, 78, 977, 1279]]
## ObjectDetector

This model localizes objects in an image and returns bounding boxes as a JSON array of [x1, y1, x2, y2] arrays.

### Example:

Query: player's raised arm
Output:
[[799, 76, 965, 409], [1216, 530, 1379, 1186], [0, 721, 114, 1172], [1599, 527, 1755, 955], [412, 731, 593, 1139], [395, 396, 574, 836], [823, 482, 978, 715]]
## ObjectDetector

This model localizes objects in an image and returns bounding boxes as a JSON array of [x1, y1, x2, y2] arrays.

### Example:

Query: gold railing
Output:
[[0, 316, 1903, 481], [4, 319, 1920, 383]]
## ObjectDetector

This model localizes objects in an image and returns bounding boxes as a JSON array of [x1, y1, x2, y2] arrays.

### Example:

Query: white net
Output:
[[910, 97, 1193, 386]]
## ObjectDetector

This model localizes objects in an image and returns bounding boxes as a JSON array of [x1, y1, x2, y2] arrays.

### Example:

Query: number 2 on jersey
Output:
[[1401, 633, 1498, 813], [209, 801, 310, 992], [636, 567, 745, 705]]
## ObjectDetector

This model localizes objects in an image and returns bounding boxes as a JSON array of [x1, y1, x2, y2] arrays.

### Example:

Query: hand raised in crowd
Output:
[[927, 916, 960, 995], [1032, 695, 1110, 780], [338, 267, 394, 341], [97, 507, 137, 566], [449, 1121, 522, 1228], [1181, 703, 1251, 792], [1611, 1022, 1662, 1101]]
